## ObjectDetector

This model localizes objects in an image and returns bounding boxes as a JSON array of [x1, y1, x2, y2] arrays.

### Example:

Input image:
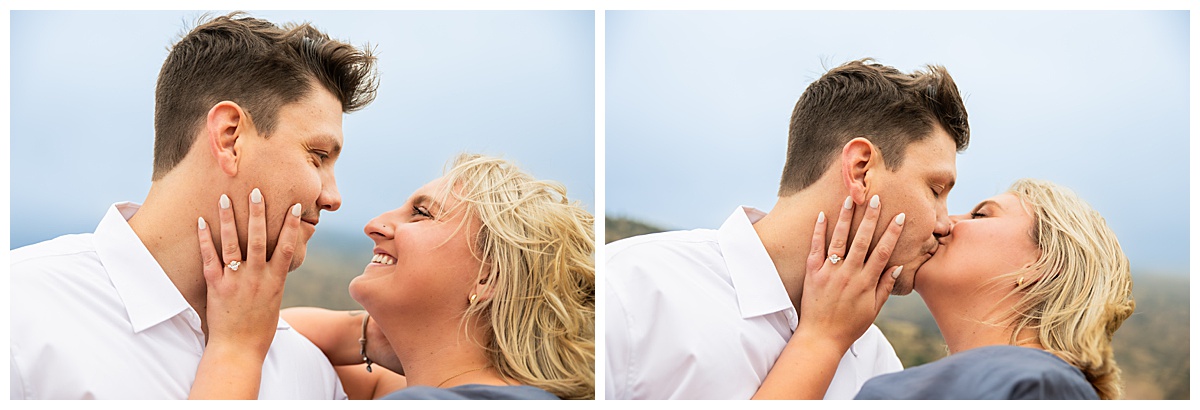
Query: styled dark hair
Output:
[[778, 58, 969, 196], [152, 12, 378, 180]]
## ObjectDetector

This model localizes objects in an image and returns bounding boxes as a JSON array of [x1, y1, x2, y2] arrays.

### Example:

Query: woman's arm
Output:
[[281, 307, 407, 399], [753, 196, 903, 399], [335, 363, 408, 399]]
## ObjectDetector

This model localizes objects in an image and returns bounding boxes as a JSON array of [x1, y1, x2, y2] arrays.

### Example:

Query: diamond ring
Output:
[[227, 260, 242, 271], [828, 254, 842, 265]]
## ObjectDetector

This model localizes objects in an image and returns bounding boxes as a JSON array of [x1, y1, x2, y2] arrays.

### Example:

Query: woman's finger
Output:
[[875, 265, 902, 314], [846, 195, 882, 268], [825, 196, 855, 266], [864, 212, 906, 300], [247, 188, 267, 265], [217, 194, 243, 267], [270, 203, 304, 275], [806, 211, 828, 275], [197, 217, 223, 284]]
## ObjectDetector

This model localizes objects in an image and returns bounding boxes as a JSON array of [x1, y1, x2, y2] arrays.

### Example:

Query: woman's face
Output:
[[349, 176, 484, 318], [914, 192, 1041, 297]]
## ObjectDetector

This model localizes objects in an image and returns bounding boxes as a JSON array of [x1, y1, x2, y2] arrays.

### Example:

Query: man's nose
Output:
[[933, 211, 952, 238], [318, 175, 342, 212]]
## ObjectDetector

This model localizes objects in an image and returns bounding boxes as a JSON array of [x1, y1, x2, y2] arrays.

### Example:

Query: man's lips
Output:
[[925, 241, 940, 256]]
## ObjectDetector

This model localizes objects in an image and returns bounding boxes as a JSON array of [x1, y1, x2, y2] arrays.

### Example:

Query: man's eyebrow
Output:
[[309, 134, 342, 157], [932, 169, 956, 191]]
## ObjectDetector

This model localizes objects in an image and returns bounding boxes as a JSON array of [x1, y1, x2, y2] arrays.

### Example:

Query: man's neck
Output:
[[752, 188, 846, 313], [127, 181, 212, 338]]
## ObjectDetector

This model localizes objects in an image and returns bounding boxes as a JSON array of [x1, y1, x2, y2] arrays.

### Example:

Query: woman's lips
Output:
[[370, 253, 396, 265], [370, 247, 396, 265]]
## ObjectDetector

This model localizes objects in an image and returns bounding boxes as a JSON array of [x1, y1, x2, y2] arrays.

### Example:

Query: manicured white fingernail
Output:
[[869, 195, 879, 209], [843, 196, 853, 209], [292, 203, 302, 217], [895, 213, 906, 225], [892, 266, 903, 279], [198, 217, 206, 230], [219, 194, 231, 209], [817, 211, 825, 223], [251, 188, 262, 204]]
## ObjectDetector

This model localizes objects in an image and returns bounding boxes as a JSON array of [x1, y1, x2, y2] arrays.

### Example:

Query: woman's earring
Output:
[[1016, 277, 1024, 287], [469, 293, 477, 303]]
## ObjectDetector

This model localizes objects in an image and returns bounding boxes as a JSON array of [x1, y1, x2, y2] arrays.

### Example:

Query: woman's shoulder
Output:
[[856, 345, 1099, 400], [380, 384, 561, 400]]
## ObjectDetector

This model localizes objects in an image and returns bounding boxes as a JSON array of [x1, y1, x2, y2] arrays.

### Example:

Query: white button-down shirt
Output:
[[10, 203, 346, 399], [605, 206, 903, 399]]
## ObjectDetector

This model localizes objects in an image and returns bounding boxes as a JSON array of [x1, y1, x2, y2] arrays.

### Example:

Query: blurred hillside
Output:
[[605, 215, 664, 244], [281, 231, 374, 311], [603, 216, 1190, 400]]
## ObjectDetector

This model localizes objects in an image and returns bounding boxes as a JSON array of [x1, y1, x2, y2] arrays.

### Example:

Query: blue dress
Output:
[[381, 384, 560, 400], [855, 345, 1098, 399]]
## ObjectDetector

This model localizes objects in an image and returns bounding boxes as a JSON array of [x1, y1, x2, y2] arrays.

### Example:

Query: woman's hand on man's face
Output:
[[197, 188, 304, 355], [797, 195, 904, 348]]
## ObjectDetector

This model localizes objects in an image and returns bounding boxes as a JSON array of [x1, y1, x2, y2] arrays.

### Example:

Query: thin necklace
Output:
[[436, 365, 493, 388]]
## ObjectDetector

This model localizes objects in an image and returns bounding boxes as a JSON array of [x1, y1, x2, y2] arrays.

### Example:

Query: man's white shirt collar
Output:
[[720, 206, 797, 329], [95, 202, 290, 334]]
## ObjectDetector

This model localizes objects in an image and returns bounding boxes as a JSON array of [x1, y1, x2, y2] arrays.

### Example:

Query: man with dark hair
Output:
[[605, 58, 970, 399], [10, 13, 379, 399]]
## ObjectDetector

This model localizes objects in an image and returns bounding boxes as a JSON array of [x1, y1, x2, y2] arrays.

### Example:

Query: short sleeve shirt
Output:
[[381, 385, 560, 400], [855, 345, 1098, 400]]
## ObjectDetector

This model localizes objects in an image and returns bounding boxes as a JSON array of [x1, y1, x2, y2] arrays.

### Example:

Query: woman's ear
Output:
[[471, 267, 497, 303], [1015, 262, 1047, 288], [206, 101, 252, 177], [840, 137, 878, 206]]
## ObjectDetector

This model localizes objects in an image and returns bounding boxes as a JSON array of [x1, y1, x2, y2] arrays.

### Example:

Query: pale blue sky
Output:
[[4, 9, 1192, 276], [9, 10, 595, 249], [606, 11, 1189, 275]]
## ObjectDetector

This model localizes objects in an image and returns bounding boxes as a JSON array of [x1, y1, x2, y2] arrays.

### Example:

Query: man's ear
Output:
[[840, 137, 878, 206], [206, 101, 250, 177]]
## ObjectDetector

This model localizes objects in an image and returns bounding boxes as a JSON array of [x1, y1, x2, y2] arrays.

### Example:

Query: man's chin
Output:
[[889, 271, 916, 295], [287, 247, 307, 272], [890, 258, 930, 296]]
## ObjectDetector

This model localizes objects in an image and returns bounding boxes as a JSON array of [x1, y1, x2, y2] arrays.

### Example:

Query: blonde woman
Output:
[[754, 179, 1133, 400], [190, 154, 595, 400]]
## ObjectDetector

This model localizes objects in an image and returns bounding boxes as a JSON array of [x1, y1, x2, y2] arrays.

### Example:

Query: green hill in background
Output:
[[281, 231, 373, 311], [603, 216, 1190, 400], [606, 215, 665, 244]]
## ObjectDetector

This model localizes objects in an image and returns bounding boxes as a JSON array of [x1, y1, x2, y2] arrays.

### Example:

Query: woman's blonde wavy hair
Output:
[[995, 179, 1134, 400], [433, 153, 595, 400]]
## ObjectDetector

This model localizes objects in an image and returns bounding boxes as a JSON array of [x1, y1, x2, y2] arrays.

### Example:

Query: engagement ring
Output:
[[828, 254, 842, 264], [227, 260, 241, 271]]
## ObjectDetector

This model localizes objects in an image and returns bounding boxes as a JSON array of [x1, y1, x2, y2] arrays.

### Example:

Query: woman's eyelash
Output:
[[413, 206, 432, 218]]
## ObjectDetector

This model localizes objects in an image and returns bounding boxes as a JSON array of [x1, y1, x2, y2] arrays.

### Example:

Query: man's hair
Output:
[[778, 58, 969, 196], [152, 12, 379, 180], [998, 179, 1134, 400], [436, 153, 596, 400]]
